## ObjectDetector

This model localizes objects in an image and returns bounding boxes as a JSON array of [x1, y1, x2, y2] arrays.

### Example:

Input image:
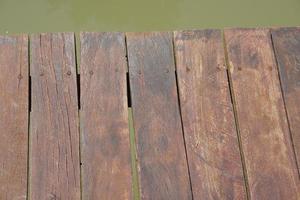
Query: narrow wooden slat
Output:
[[174, 30, 247, 199], [0, 35, 28, 199], [30, 33, 80, 199], [127, 32, 192, 200], [80, 32, 132, 200], [225, 28, 300, 199], [271, 27, 300, 172]]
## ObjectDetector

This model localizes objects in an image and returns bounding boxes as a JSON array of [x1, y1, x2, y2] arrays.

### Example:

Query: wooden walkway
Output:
[[0, 27, 299, 200]]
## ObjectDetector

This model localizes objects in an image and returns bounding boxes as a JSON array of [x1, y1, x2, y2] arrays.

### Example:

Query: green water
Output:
[[0, 0, 299, 34]]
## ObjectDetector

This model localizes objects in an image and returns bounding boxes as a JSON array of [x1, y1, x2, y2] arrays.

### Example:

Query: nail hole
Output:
[[268, 66, 273, 71]]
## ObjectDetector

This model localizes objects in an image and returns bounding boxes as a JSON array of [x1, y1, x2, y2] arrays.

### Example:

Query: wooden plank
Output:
[[0, 35, 28, 199], [174, 30, 247, 199], [30, 33, 80, 199], [80, 32, 132, 200], [271, 27, 300, 172], [224, 28, 300, 199], [126, 32, 192, 200]]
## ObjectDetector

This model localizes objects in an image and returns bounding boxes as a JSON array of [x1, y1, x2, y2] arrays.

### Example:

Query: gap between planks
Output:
[[270, 32, 300, 178], [171, 32, 195, 200], [222, 30, 251, 200]]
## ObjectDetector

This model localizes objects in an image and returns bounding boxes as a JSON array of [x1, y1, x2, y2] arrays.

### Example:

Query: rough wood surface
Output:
[[225, 28, 300, 199], [127, 32, 192, 200], [30, 33, 80, 199], [0, 35, 28, 200], [174, 30, 247, 199], [271, 27, 300, 173], [80, 32, 132, 200]]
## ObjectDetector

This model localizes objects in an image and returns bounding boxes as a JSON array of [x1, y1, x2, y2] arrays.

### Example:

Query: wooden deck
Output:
[[0, 27, 299, 199]]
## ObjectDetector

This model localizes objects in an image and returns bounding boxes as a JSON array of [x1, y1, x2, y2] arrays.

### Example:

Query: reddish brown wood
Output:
[[0, 35, 28, 200], [174, 30, 247, 199], [225, 28, 300, 199], [271, 27, 300, 173], [80, 32, 132, 200], [30, 33, 80, 199], [126, 32, 192, 200]]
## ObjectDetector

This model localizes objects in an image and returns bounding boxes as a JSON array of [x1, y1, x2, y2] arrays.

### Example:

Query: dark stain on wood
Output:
[[174, 30, 247, 199], [126, 32, 192, 200], [225, 28, 300, 199], [80, 32, 132, 200], [30, 33, 80, 199], [0, 35, 28, 200]]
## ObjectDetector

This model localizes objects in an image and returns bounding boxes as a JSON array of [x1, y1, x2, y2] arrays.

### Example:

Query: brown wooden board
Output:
[[126, 32, 192, 200], [174, 30, 247, 199], [30, 33, 80, 199], [0, 35, 28, 199], [224, 28, 300, 199], [80, 32, 132, 200], [271, 27, 300, 173]]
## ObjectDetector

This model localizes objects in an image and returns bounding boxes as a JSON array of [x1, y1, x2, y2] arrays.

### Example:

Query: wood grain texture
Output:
[[127, 32, 192, 200], [30, 33, 80, 199], [174, 30, 247, 199], [225, 28, 300, 199], [271, 27, 300, 172], [80, 32, 132, 200], [0, 35, 28, 200]]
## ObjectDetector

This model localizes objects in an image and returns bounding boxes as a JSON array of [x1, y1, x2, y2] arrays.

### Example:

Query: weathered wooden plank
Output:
[[225, 28, 300, 199], [0, 35, 28, 200], [271, 27, 300, 173], [174, 30, 247, 199], [126, 32, 192, 200], [30, 33, 80, 199], [80, 32, 132, 200]]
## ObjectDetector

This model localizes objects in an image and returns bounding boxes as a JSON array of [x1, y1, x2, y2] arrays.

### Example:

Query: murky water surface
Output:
[[0, 0, 299, 34]]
